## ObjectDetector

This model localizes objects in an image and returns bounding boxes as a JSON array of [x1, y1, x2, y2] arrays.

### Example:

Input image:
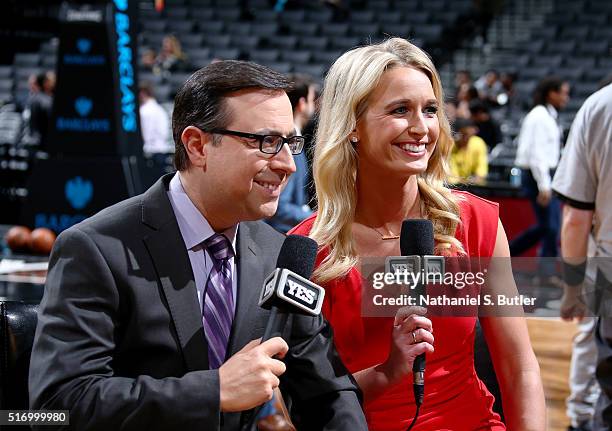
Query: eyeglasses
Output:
[[207, 128, 305, 155]]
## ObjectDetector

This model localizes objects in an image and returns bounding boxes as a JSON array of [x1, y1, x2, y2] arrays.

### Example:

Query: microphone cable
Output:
[[406, 403, 421, 431]]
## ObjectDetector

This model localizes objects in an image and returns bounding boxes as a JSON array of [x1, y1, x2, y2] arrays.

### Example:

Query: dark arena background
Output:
[[0, 1, 610, 429]]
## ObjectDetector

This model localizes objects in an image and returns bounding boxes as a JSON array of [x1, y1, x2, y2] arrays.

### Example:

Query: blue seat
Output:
[[267, 62, 292, 74], [249, 49, 280, 63], [167, 21, 195, 34], [197, 21, 225, 34], [298, 36, 329, 51], [305, 9, 333, 23], [321, 23, 350, 37], [267, 36, 298, 50], [350, 10, 375, 24], [203, 35, 231, 48], [330, 36, 361, 51], [280, 51, 312, 65], [290, 23, 319, 37], [215, 8, 242, 22]]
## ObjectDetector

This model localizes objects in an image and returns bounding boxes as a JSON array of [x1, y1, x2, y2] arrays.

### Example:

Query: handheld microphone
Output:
[[400, 219, 434, 407], [259, 235, 324, 342]]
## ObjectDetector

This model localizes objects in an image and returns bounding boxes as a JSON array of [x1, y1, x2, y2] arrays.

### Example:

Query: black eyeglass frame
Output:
[[207, 128, 305, 155]]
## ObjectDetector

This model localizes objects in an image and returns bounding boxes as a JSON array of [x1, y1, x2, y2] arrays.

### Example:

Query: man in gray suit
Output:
[[29, 61, 367, 430]]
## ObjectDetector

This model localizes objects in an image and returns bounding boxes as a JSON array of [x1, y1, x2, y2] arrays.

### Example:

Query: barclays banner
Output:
[[49, 1, 142, 157], [22, 158, 132, 233]]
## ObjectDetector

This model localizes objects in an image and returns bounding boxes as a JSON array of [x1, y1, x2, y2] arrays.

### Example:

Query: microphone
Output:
[[400, 219, 434, 407], [259, 234, 325, 342]]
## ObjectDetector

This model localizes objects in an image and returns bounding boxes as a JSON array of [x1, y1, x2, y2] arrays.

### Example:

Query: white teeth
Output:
[[401, 143, 425, 152], [256, 181, 279, 190]]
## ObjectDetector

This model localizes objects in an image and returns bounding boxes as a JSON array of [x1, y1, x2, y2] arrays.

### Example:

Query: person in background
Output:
[[448, 117, 488, 184], [21, 72, 42, 140], [454, 69, 472, 89], [140, 47, 157, 73], [474, 69, 503, 108], [28, 70, 55, 148], [455, 83, 479, 119], [511, 76, 570, 284], [155, 35, 189, 76], [139, 80, 171, 168], [267, 73, 316, 233], [469, 99, 503, 148], [552, 83, 612, 431], [498, 71, 518, 109], [290, 37, 544, 431]]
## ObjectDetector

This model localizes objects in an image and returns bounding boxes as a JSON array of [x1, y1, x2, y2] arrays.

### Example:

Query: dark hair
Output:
[[599, 74, 612, 89], [453, 117, 475, 131], [533, 76, 565, 107], [139, 80, 154, 98], [469, 99, 489, 115], [172, 60, 292, 171], [286, 73, 314, 111], [35, 72, 47, 89]]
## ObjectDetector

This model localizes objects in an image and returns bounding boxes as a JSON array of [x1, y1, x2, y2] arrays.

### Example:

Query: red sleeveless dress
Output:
[[289, 191, 505, 431]]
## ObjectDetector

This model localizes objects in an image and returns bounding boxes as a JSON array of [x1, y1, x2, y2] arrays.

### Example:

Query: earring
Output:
[[350, 136, 359, 143]]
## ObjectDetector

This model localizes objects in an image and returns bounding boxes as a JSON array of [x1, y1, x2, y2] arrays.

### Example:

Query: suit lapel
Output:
[[142, 175, 209, 371], [227, 222, 269, 356]]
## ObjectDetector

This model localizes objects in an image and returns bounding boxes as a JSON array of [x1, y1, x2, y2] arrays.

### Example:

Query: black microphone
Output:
[[400, 219, 434, 407], [259, 234, 324, 342]]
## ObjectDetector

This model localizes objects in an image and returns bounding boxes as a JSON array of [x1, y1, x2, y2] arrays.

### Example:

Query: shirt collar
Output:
[[169, 172, 238, 252], [545, 103, 558, 120]]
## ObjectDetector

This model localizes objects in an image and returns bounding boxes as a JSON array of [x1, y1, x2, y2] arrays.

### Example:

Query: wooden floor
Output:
[[527, 317, 579, 431]]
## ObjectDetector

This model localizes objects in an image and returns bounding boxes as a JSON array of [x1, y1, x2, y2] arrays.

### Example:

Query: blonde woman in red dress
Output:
[[290, 38, 545, 430]]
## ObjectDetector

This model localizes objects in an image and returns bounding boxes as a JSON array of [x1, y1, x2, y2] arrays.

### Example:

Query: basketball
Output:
[[5, 225, 32, 253], [29, 227, 56, 255]]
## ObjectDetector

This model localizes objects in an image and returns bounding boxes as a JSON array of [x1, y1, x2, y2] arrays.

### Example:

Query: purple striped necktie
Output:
[[202, 233, 235, 369]]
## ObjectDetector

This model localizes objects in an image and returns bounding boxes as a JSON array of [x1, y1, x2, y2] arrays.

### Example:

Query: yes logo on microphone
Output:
[[65, 177, 94, 210], [286, 279, 317, 305]]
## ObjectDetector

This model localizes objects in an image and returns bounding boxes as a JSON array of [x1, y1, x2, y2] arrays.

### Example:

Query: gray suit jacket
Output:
[[29, 174, 366, 430]]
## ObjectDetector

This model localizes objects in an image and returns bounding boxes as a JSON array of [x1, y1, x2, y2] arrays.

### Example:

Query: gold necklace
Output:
[[370, 225, 400, 240]]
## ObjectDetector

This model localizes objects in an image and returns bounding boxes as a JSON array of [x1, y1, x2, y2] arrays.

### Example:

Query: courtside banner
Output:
[[49, 1, 142, 157]]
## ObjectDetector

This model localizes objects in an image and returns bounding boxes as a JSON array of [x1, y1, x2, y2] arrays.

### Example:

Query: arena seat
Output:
[[320, 23, 350, 38], [305, 9, 333, 24], [289, 23, 319, 37], [14, 54, 40, 68], [376, 11, 402, 24], [191, 9, 215, 21], [349, 10, 375, 23], [167, 20, 195, 34], [249, 49, 281, 63], [203, 34, 231, 48], [298, 36, 329, 51], [215, 8, 242, 22], [0, 302, 39, 410], [268, 36, 298, 50], [280, 51, 312, 65]]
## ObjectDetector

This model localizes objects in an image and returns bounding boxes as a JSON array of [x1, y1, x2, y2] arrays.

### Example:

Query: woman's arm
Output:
[[353, 307, 434, 403], [480, 219, 546, 430]]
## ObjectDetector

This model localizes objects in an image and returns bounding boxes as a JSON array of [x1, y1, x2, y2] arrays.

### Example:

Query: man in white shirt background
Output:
[[139, 80, 171, 169], [511, 76, 570, 283]]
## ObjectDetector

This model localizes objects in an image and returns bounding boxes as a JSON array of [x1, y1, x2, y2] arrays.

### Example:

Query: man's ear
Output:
[[181, 126, 211, 168]]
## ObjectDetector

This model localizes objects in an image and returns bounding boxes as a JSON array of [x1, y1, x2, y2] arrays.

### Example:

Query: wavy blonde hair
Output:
[[310, 38, 464, 283]]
